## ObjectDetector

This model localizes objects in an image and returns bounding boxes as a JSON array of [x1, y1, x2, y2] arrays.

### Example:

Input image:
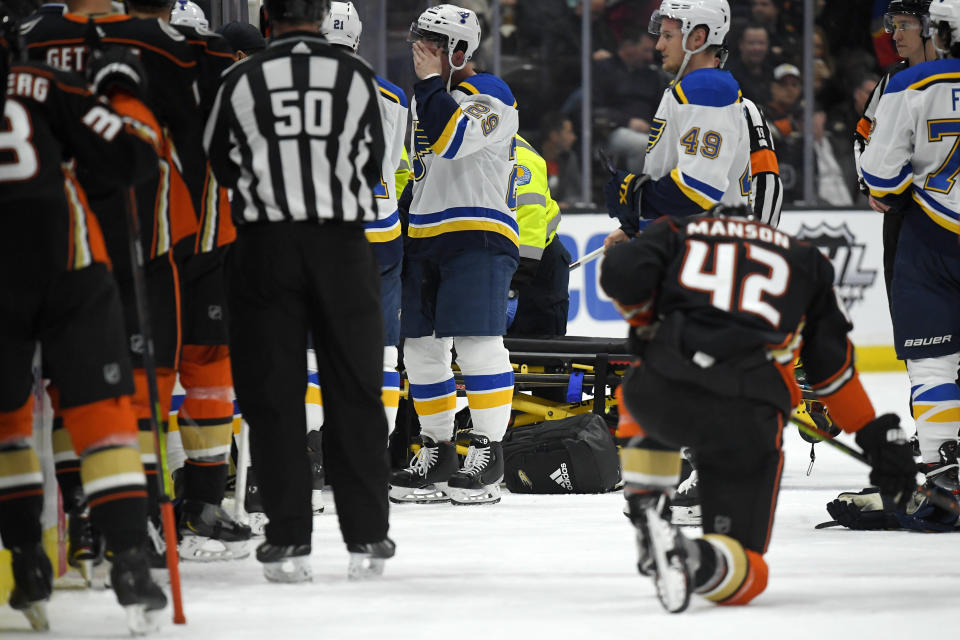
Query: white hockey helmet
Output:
[[929, 0, 960, 50], [649, 0, 731, 51], [321, 1, 362, 52], [170, 0, 209, 31], [409, 4, 481, 71]]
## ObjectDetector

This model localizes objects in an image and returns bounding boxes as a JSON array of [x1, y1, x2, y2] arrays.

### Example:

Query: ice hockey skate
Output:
[[178, 499, 253, 561], [67, 502, 105, 587], [447, 434, 504, 505], [9, 543, 53, 631], [921, 438, 959, 495], [256, 542, 312, 583], [347, 537, 396, 580], [671, 450, 701, 526], [306, 429, 325, 513], [389, 436, 458, 504], [109, 547, 168, 635], [630, 493, 692, 613]]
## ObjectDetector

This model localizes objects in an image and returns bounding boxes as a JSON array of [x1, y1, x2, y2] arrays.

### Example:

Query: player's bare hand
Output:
[[412, 41, 443, 80], [868, 195, 890, 213], [604, 228, 629, 252]]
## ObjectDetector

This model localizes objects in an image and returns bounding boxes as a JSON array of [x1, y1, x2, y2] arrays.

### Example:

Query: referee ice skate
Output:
[[203, 0, 394, 583]]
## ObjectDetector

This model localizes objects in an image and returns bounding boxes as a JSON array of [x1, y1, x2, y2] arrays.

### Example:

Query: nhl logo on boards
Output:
[[794, 223, 876, 310], [550, 463, 574, 491], [103, 363, 121, 385]]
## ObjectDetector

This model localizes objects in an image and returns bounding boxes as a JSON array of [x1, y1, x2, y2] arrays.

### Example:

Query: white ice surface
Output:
[[4, 372, 959, 639]]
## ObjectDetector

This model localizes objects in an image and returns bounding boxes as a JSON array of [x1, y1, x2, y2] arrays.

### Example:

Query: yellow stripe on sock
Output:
[[413, 395, 457, 416], [381, 388, 400, 409], [620, 448, 682, 488], [466, 388, 514, 410], [701, 534, 749, 603]]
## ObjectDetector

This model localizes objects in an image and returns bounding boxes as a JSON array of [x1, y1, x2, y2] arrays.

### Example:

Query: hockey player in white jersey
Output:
[[859, 0, 960, 513], [390, 4, 519, 505], [604, 0, 750, 248], [320, 2, 405, 437]]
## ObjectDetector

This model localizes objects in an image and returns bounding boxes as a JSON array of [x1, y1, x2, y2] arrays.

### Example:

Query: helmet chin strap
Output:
[[446, 45, 466, 93], [673, 29, 710, 84]]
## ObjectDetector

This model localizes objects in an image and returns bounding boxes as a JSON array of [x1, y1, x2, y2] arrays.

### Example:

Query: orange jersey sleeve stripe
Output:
[[856, 117, 872, 139], [818, 370, 876, 433], [615, 384, 645, 438], [750, 148, 779, 175]]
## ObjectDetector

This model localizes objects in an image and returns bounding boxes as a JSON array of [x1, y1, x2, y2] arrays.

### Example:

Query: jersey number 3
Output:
[[679, 239, 789, 326]]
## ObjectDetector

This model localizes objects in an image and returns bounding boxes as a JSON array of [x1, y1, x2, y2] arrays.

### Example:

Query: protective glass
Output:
[[408, 24, 448, 51], [883, 13, 927, 34]]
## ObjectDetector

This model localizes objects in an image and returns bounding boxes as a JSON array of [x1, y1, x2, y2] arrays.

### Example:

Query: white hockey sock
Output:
[[455, 336, 513, 441], [907, 355, 960, 463], [383, 346, 400, 437], [404, 336, 456, 442]]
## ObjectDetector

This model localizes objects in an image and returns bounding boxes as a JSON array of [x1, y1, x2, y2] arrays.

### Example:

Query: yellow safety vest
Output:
[[515, 135, 561, 261]]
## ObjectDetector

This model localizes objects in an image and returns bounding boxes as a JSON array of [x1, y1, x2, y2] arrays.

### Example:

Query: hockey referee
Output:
[[203, 0, 394, 583]]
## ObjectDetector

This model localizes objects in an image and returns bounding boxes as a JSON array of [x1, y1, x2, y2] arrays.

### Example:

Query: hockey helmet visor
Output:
[[408, 23, 449, 51]]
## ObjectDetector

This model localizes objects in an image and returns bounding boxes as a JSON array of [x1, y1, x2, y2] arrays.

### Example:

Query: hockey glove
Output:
[[854, 413, 917, 506], [603, 170, 650, 235], [826, 486, 958, 532], [87, 46, 147, 98]]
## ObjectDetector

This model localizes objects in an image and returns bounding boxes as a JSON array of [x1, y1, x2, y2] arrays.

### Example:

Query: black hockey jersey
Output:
[[21, 12, 234, 256], [1, 61, 160, 269], [600, 215, 875, 432]]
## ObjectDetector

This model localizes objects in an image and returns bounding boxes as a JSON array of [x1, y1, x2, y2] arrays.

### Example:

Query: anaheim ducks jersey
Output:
[[22, 12, 234, 257], [408, 72, 520, 259], [363, 75, 409, 269], [641, 68, 751, 218], [601, 215, 875, 433], [1, 62, 160, 269], [861, 57, 960, 254]]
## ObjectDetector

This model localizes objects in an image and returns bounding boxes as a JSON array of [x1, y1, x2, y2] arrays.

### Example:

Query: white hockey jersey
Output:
[[408, 72, 520, 258], [861, 57, 960, 252], [363, 75, 408, 267], [640, 67, 751, 218]]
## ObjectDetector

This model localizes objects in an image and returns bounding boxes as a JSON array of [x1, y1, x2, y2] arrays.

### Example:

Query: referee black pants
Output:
[[225, 222, 389, 547]]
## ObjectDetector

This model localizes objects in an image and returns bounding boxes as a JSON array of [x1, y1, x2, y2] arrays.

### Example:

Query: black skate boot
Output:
[[178, 499, 253, 562], [628, 492, 692, 613], [109, 546, 168, 634], [447, 434, 504, 505], [389, 436, 458, 504], [921, 439, 959, 496], [670, 449, 701, 526], [256, 541, 312, 583], [306, 429, 325, 514], [68, 502, 105, 587], [347, 537, 396, 580], [9, 543, 53, 631]]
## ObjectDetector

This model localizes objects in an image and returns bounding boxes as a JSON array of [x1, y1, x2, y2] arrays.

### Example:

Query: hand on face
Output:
[[412, 40, 444, 80]]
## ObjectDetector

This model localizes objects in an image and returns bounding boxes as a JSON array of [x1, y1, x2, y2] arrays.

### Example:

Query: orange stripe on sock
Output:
[[88, 489, 148, 509], [0, 488, 44, 502], [720, 550, 769, 606], [615, 385, 645, 438], [185, 459, 227, 468]]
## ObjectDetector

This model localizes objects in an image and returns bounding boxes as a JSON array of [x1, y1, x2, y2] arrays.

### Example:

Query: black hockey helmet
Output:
[[126, 0, 175, 7], [0, 1, 39, 110], [263, 0, 330, 25], [708, 202, 752, 219], [884, 0, 932, 33]]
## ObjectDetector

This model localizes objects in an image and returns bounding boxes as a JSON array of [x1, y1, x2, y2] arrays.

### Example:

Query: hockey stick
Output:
[[569, 246, 605, 271], [233, 420, 250, 524], [123, 188, 186, 624], [789, 408, 960, 516]]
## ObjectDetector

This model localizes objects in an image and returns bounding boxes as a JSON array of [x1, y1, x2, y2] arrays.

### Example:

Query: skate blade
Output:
[[448, 484, 501, 505], [262, 557, 312, 583], [179, 535, 252, 562], [125, 604, 162, 635], [670, 505, 702, 527], [18, 601, 50, 631], [347, 554, 387, 581], [311, 489, 325, 514], [388, 482, 450, 504], [645, 506, 691, 614]]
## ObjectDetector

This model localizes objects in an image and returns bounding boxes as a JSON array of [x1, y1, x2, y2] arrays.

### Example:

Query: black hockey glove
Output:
[[603, 170, 649, 235], [854, 413, 917, 507], [87, 46, 148, 98]]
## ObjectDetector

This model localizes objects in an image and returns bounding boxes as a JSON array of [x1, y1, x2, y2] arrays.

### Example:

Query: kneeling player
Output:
[[600, 205, 916, 611], [0, 9, 166, 631]]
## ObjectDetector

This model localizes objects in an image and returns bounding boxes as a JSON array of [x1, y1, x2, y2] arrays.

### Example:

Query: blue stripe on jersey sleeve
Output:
[[442, 116, 470, 159], [681, 172, 725, 202], [861, 163, 913, 188], [640, 173, 711, 218], [676, 69, 740, 107], [376, 75, 409, 108]]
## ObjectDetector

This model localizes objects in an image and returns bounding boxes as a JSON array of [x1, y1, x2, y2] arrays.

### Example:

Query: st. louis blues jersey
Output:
[[861, 57, 960, 254], [408, 72, 520, 259], [363, 75, 408, 269], [641, 68, 751, 218]]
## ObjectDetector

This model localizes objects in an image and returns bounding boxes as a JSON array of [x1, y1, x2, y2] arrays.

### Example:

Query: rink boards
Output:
[[559, 209, 898, 370]]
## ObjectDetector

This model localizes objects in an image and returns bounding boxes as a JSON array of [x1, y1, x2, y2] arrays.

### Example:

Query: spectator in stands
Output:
[[750, 0, 798, 62], [726, 24, 776, 105], [539, 111, 583, 208], [813, 26, 845, 114], [593, 29, 667, 173], [765, 63, 804, 203]]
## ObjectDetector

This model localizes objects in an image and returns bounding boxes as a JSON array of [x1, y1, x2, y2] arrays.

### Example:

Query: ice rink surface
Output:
[[3, 372, 959, 639]]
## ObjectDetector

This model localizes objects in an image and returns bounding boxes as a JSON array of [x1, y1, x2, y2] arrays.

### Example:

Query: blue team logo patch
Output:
[[516, 165, 532, 186]]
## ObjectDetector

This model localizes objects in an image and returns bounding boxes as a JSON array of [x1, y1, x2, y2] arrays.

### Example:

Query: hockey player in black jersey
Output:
[[601, 205, 917, 612], [0, 1, 166, 631]]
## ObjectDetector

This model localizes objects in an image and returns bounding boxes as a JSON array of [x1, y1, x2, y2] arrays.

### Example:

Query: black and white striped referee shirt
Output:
[[203, 32, 385, 225]]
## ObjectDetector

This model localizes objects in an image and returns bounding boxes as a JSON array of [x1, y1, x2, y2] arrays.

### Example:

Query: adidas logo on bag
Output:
[[550, 463, 574, 491]]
